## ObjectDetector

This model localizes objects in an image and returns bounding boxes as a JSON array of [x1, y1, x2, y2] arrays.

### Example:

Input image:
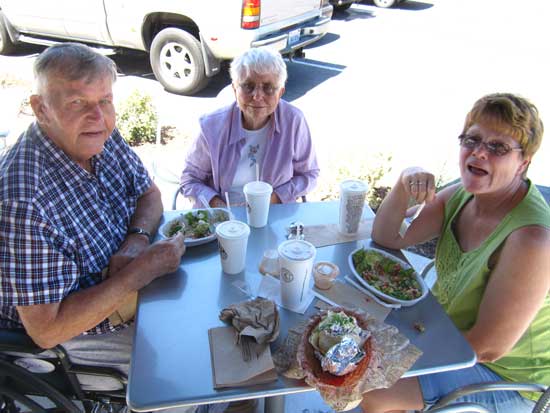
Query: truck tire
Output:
[[150, 28, 209, 95], [0, 11, 16, 55], [373, 0, 397, 7], [334, 4, 352, 12]]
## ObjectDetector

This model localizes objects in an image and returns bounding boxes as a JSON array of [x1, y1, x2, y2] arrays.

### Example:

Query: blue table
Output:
[[127, 201, 475, 412]]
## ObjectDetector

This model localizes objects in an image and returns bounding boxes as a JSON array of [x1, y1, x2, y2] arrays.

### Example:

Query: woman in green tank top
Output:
[[360, 93, 550, 413]]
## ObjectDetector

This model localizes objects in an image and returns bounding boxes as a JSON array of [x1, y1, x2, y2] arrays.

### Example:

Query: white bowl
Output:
[[347, 246, 428, 307], [158, 208, 230, 247]]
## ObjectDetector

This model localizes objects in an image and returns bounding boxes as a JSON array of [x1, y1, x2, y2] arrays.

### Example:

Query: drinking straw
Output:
[[255, 163, 260, 182], [224, 191, 234, 219]]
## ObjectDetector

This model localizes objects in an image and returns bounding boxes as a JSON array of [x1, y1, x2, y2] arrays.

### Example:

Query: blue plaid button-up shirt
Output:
[[0, 123, 152, 334]]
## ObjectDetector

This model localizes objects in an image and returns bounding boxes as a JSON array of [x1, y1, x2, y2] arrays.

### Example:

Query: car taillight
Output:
[[242, 0, 260, 29]]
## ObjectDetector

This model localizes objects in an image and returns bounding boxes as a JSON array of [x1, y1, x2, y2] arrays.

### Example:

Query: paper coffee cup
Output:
[[278, 240, 316, 309], [243, 181, 273, 228], [338, 180, 368, 235], [215, 220, 250, 274]]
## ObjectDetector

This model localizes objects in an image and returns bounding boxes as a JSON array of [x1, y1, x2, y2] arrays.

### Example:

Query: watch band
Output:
[[127, 227, 153, 243]]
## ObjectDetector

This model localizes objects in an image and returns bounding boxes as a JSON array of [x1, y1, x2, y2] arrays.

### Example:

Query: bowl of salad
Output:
[[158, 208, 230, 246], [348, 246, 428, 306]]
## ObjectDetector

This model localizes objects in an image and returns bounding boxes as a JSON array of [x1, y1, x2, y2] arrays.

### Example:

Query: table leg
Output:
[[264, 395, 285, 413]]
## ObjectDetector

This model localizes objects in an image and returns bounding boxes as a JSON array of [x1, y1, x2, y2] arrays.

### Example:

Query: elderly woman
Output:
[[361, 93, 550, 413], [180, 47, 319, 208]]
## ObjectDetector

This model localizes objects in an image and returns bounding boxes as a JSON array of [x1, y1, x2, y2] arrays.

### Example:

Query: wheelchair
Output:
[[0, 329, 127, 413]]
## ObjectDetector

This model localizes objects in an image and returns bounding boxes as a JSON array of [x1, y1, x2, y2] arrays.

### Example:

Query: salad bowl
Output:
[[348, 246, 429, 307], [158, 208, 230, 247]]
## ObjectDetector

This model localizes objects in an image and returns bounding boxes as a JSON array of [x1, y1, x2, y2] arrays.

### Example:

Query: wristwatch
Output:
[[127, 227, 153, 243]]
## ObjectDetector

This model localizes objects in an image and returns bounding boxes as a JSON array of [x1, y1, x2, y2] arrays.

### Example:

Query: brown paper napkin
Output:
[[303, 219, 373, 248], [208, 326, 277, 389], [311, 280, 390, 322], [219, 297, 279, 345]]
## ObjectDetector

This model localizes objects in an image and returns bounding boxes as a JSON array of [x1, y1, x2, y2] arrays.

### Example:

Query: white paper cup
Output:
[[278, 240, 316, 309], [243, 181, 273, 228], [338, 180, 369, 235], [215, 220, 250, 274]]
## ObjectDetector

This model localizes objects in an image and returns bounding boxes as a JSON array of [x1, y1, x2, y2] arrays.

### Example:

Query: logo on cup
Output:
[[218, 242, 228, 260], [281, 267, 294, 283], [246, 202, 252, 214]]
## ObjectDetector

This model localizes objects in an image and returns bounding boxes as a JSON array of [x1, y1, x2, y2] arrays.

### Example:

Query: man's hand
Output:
[[139, 233, 186, 280], [108, 235, 149, 276]]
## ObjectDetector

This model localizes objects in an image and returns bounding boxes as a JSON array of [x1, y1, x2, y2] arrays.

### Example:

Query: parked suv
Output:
[[0, 0, 333, 95]]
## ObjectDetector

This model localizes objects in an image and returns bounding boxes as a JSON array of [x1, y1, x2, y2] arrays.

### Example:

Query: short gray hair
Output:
[[34, 43, 117, 93], [230, 47, 287, 88]]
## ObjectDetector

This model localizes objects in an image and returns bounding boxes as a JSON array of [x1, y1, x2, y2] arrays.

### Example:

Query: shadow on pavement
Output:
[[284, 58, 345, 102], [358, 0, 434, 11], [332, 8, 375, 21]]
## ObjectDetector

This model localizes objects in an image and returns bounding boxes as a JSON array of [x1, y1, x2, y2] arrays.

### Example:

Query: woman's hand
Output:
[[270, 192, 282, 204], [209, 196, 227, 208], [400, 167, 436, 204]]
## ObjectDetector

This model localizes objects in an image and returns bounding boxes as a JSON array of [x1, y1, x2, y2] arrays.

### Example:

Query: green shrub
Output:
[[312, 152, 393, 210], [117, 91, 158, 146]]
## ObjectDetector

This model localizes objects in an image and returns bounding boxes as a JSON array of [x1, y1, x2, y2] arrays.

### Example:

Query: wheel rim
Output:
[[158, 41, 197, 89]]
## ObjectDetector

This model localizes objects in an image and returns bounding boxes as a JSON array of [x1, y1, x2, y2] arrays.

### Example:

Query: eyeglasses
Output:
[[458, 134, 523, 157], [238, 82, 279, 97]]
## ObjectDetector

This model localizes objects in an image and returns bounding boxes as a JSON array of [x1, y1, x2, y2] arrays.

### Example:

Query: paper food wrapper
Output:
[[208, 326, 277, 389], [303, 220, 373, 248], [273, 307, 422, 411]]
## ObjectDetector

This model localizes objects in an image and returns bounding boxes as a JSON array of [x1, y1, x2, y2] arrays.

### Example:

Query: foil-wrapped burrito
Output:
[[308, 310, 371, 376]]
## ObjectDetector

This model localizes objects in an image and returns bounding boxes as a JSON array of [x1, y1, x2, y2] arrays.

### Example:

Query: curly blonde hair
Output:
[[463, 93, 544, 158]]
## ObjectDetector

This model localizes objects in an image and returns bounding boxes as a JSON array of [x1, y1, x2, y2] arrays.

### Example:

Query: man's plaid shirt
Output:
[[0, 123, 152, 334]]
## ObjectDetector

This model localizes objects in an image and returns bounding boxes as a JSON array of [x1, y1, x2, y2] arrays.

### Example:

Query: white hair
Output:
[[230, 47, 287, 88], [34, 43, 117, 94]]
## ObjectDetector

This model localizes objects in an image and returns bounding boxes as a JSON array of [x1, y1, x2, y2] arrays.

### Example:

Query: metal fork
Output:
[[399, 202, 425, 238], [240, 336, 254, 362]]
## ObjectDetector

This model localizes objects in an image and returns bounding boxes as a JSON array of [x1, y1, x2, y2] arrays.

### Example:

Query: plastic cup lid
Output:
[[278, 240, 316, 261], [340, 179, 368, 193], [243, 181, 273, 195], [316, 263, 333, 275], [215, 220, 250, 239]]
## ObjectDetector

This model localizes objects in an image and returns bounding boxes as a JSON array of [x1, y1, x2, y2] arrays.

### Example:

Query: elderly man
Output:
[[0, 43, 185, 382]]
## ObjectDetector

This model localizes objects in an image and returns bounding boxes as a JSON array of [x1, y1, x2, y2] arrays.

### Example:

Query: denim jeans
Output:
[[418, 364, 536, 413]]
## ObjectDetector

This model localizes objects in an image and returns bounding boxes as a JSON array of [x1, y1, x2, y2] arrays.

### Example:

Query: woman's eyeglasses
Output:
[[238, 82, 279, 97], [458, 134, 523, 157]]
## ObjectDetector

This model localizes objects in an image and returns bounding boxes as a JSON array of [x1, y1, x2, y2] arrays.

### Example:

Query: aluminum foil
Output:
[[319, 336, 365, 376]]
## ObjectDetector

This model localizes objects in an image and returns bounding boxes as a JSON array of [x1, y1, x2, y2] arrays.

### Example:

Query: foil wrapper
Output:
[[319, 336, 365, 376]]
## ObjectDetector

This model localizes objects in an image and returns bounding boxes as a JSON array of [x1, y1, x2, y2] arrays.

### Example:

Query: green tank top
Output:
[[433, 180, 550, 400]]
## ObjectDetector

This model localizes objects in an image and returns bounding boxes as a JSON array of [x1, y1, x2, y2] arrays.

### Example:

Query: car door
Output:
[[1, 0, 68, 37], [61, 0, 112, 44]]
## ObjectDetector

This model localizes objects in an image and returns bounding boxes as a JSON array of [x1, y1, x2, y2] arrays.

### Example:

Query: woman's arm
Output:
[[273, 116, 319, 203], [465, 225, 550, 362], [372, 167, 451, 249], [180, 132, 219, 204]]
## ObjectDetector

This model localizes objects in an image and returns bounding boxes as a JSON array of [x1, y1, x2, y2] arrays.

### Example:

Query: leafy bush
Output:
[[117, 90, 158, 146], [312, 152, 393, 210]]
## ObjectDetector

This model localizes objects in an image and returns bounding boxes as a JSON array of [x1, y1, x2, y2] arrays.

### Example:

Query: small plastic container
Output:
[[313, 261, 340, 290], [259, 249, 279, 277]]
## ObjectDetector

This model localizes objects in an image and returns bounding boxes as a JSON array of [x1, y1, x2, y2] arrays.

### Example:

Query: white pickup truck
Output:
[[0, 0, 332, 95]]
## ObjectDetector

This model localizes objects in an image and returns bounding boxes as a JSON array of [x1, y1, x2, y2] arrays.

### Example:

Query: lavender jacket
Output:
[[180, 100, 320, 206]]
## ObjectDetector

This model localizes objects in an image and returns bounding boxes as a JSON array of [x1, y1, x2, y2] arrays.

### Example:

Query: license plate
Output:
[[288, 29, 301, 46]]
